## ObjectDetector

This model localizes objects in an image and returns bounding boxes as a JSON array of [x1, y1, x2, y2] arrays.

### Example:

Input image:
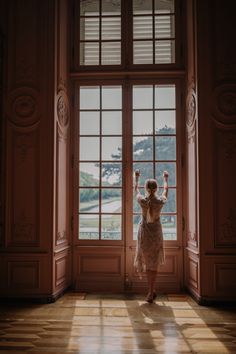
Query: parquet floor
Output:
[[0, 292, 236, 353]]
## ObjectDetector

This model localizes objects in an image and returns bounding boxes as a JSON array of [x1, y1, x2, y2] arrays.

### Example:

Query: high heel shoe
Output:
[[145, 293, 153, 303], [153, 291, 157, 301]]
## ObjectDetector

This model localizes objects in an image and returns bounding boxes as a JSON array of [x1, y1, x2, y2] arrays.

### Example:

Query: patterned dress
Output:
[[134, 193, 166, 274]]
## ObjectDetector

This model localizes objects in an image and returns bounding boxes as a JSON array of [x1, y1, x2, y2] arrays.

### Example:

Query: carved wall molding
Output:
[[57, 90, 69, 134], [7, 87, 40, 126], [187, 230, 198, 248], [186, 79, 197, 144], [57, 230, 66, 242], [212, 84, 236, 127]]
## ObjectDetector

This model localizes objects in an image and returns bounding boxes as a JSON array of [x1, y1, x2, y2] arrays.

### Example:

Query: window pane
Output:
[[156, 162, 176, 187], [102, 0, 121, 15], [102, 17, 121, 40], [133, 16, 153, 39], [133, 214, 141, 240], [80, 112, 100, 135], [79, 214, 99, 240], [155, 0, 175, 14], [80, 42, 99, 65], [161, 188, 176, 213], [102, 137, 122, 160], [133, 0, 152, 14], [155, 136, 176, 160], [133, 111, 153, 135], [101, 214, 121, 240], [80, 163, 100, 187], [155, 16, 175, 39], [79, 188, 99, 213], [161, 215, 176, 240], [155, 111, 176, 134], [102, 86, 122, 109], [133, 136, 153, 161], [155, 85, 175, 109], [101, 42, 121, 65], [80, 0, 99, 16], [80, 137, 100, 160], [101, 189, 122, 213], [102, 162, 122, 186], [133, 162, 154, 186], [80, 87, 100, 109], [133, 41, 153, 64], [102, 111, 122, 135], [155, 40, 175, 64], [133, 86, 153, 109], [80, 18, 99, 40]]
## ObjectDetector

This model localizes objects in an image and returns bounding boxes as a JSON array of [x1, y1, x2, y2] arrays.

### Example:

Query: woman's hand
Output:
[[135, 169, 140, 177], [163, 171, 169, 179]]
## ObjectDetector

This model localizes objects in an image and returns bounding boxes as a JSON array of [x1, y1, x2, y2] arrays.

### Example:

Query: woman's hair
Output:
[[145, 179, 158, 195]]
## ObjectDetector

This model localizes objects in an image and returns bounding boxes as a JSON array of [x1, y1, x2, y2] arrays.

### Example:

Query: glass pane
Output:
[[102, 162, 122, 186], [155, 40, 175, 64], [80, 112, 100, 135], [79, 188, 99, 213], [133, 162, 154, 186], [80, 163, 100, 187], [80, 18, 99, 40], [101, 214, 121, 240], [102, 86, 122, 109], [155, 136, 176, 160], [101, 42, 121, 65], [102, 137, 122, 160], [155, 85, 175, 109], [80, 42, 99, 65], [133, 41, 153, 64], [80, 0, 99, 16], [133, 111, 153, 135], [133, 0, 152, 14], [155, 0, 175, 14], [102, 0, 121, 14], [79, 214, 99, 240], [155, 111, 176, 134], [101, 189, 122, 213], [155, 162, 176, 187], [102, 17, 121, 40], [80, 87, 100, 109], [80, 137, 100, 160], [102, 111, 122, 135], [133, 136, 153, 161], [133, 214, 141, 240], [161, 188, 176, 213], [155, 16, 175, 38], [133, 16, 153, 39], [133, 86, 153, 109], [161, 215, 176, 240]]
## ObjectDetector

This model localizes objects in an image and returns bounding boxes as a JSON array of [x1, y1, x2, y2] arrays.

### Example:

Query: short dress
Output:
[[134, 193, 166, 274]]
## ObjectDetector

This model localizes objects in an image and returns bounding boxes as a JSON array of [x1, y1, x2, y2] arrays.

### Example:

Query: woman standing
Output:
[[134, 169, 169, 303]]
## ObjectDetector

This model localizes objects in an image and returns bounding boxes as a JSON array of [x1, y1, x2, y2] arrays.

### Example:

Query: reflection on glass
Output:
[[133, 0, 152, 14], [80, 163, 100, 187], [102, 0, 121, 14], [133, 16, 153, 39], [161, 188, 176, 213], [102, 86, 122, 109], [79, 188, 99, 213], [161, 215, 176, 240], [101, 214, 121, 240], [155, 0, 175, 14], [155, 16, 175, 38], [102, 111, 122, 135], [133, 111, 153, 135], [102, 163, 122, 186], [133, 136, 153, 161], [156, 162, 176, 187], [102, 18, 121, 40], [133, 214, 141, 240], [80, 112, 100, 135], [102, 137, 122, 160], [133, 41, 153, 64], [80, 87, 100, 109], [155, 111, 176, 134], [155, 136, 176, 160], [80, 0, 99, 16], [133, 162, 154, 186], [80, 42, 99, 65], [155, 85, 175, 108], [101, 42, 121, 65], [79, 214, 99, 240], [101, 189, 121, 213], [155, 40, 175, 64], [80, 137, 100, 160], [133, 86, 153, 109], [80, 18, 99, 40]]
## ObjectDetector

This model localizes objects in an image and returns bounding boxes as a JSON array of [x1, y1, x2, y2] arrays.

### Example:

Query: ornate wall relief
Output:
[[57, 89, 69, 137], [186, 79, 197, 143]]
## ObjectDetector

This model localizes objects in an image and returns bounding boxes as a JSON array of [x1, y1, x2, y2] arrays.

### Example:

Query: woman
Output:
[[134, 169, 169, 303]]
